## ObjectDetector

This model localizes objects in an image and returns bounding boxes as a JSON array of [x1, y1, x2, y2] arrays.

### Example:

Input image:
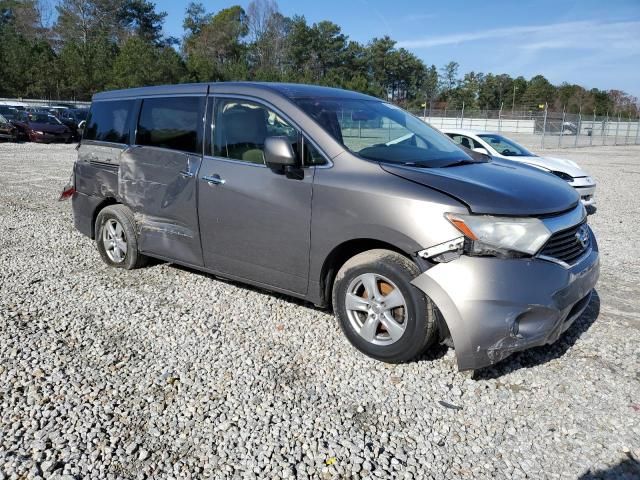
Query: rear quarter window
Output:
[[136, 96, 204, 154], [83, 100, 133, 144]]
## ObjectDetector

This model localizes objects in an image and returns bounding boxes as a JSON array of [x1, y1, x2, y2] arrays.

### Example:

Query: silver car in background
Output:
[[443, 129, 597, 212], [64, 82, 599, 371]]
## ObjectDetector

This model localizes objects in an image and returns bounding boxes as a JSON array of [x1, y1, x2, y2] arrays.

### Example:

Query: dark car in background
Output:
[[60, 108, 89, 141], [0, 113, 17, 141], [0, 105, 20, 121], [12, 111, 73, 143]]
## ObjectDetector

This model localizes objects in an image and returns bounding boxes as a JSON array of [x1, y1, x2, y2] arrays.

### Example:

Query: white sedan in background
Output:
[[442, 129, 596, 212]]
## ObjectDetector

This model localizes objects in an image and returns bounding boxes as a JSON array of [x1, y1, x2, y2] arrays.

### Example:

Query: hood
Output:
[[28, 121, 69, 134], [380, 158, 579, 216], [508, 155, 589, 179]]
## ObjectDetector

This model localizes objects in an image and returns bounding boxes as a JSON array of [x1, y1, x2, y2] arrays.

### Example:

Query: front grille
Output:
[[539, 221, 590, 265]]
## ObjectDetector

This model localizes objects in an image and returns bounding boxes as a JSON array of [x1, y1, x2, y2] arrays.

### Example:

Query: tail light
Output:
[[58, 167, 76, 201], [58, 185, 75, 201]]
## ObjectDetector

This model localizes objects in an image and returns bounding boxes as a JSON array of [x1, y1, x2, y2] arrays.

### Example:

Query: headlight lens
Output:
[[446, 213, 551, 256], [552, 170, 574, 182]]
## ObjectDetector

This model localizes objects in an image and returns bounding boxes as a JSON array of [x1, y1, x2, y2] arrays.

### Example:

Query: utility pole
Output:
[[511, 84, 517, 114]]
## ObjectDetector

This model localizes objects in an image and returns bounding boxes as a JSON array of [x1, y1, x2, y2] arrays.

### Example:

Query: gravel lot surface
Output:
[[1, 142, 639, 479]]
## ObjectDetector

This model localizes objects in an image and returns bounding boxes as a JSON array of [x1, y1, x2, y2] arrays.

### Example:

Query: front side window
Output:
[[294, 98, 480, 168], [136, 96, 204, 154], [213, 98, 299, 165], [83, 100, 133, 144], [477, 134, 534, 157], [302, 138, 327, 166]]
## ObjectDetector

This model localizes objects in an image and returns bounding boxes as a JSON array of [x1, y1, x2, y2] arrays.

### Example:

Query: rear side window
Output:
[[83, 100, 133, 144], [136, 97, 204, 154]]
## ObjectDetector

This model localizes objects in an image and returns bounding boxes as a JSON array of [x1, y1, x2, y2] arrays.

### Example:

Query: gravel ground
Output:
[[1, 142, 639, 479]]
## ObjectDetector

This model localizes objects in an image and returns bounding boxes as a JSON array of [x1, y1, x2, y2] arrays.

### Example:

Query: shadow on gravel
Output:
[[169, 263, 325, 311], [578, 457, 640, 479], [473, 290, 601, 380]]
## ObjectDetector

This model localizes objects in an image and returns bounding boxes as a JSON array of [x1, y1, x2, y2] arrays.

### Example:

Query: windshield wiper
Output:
[[402, 161, 435, 168], [441, 159, 479, 168]]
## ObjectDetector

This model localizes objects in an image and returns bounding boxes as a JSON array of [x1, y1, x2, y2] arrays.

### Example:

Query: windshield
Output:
[[75, 110, 88, 121], [28, 114, 62, 125], [294, 97, 479, 168], [478, 134, 534, 157]]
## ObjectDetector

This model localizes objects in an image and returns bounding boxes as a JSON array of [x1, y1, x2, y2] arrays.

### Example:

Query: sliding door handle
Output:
[[202, 174, 226, 185]]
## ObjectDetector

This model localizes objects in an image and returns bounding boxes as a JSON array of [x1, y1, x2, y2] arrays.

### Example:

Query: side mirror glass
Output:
[[472, 147, 489, 155], [264, 136, 297, 169]]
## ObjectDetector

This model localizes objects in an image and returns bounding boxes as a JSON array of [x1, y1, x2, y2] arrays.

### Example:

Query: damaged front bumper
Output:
[[412, 229, 599, 371]]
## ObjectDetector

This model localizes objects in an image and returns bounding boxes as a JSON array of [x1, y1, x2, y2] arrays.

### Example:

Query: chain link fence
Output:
[[414, 107, 640, 149]]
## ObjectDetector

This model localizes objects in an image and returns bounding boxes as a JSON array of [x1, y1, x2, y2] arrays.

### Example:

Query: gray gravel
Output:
[[1, 142, 639, 479]]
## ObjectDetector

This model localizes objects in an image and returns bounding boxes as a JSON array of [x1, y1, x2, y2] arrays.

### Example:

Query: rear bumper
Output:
[[29, 132, 71, 143], [72, 191, 103, 239], [412, 228, 599, 371]]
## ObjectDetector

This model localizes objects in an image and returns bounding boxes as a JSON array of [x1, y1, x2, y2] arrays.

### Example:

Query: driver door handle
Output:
[[202, 174, 226, 185]]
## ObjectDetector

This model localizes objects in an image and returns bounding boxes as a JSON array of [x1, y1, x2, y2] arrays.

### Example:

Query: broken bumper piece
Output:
[[411, 229, 600, 371]]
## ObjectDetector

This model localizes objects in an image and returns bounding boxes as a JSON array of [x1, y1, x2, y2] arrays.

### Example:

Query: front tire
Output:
[[95, 205, 148, 270], [332, 249, 437, 363]]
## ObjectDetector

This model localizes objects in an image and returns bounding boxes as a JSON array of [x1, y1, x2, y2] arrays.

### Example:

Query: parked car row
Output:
[[0, 103, 88, 143]]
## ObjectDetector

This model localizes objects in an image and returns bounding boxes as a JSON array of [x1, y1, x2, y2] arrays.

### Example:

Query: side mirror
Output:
[[264, 136, 297, 169], [472, 147, 489, 155]]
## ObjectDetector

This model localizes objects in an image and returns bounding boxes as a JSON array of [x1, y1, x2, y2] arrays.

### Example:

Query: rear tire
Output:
[[332, 249, 437, 363], [95, 205, 149, 270]]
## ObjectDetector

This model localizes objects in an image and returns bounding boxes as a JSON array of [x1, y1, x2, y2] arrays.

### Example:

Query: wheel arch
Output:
[[90, 197, 119, 239], [317, 238, 416, 308]]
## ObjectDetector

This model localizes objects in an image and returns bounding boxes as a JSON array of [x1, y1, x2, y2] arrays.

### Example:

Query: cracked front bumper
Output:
[[412, 229, 599, 371]]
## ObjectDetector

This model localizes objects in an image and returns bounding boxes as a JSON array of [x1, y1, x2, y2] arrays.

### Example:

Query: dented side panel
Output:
[[411, 228, 600, 371], [120, 146, 203, 267]]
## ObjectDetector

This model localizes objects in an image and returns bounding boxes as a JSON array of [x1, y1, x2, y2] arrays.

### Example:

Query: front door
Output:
[[120, 95, 206, 266], [197, 97, 313, 294]]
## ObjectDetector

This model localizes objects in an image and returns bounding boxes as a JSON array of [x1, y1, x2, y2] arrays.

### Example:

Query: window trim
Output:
[[206, 94, 333, 169]]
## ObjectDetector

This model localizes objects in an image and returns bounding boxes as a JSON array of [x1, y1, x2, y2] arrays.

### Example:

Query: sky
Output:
[[154, 0, 640, 97]]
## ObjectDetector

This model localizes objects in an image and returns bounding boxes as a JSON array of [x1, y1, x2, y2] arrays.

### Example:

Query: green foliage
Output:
[[109, 37, 186, 89], [0, 0, 636, 116]]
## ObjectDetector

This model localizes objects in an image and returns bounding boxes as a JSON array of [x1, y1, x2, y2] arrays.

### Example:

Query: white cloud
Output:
[[397, 19, 640, 95], [397, 20, 640, 52]]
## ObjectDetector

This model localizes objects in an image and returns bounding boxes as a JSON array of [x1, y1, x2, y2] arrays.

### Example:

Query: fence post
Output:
[[541, 103, 548, 149], [625, 115, 631, 145], [636, 115, 640, 145], [574, 105, 582, 148], [498, 102, 503, 132], [602, 112, 608, 146], [558, 105, 565, 148], [484, 109, 488, 130], [614, 114, 620, 145]]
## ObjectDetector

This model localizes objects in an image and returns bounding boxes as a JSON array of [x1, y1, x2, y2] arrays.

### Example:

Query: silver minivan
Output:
[[64, 82, 599, 371]]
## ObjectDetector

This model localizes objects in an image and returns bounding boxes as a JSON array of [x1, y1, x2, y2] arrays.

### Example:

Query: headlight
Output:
[[552, 170, 574, 182], [446, 213, 551, 257], [33, 130, 44, 135]]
